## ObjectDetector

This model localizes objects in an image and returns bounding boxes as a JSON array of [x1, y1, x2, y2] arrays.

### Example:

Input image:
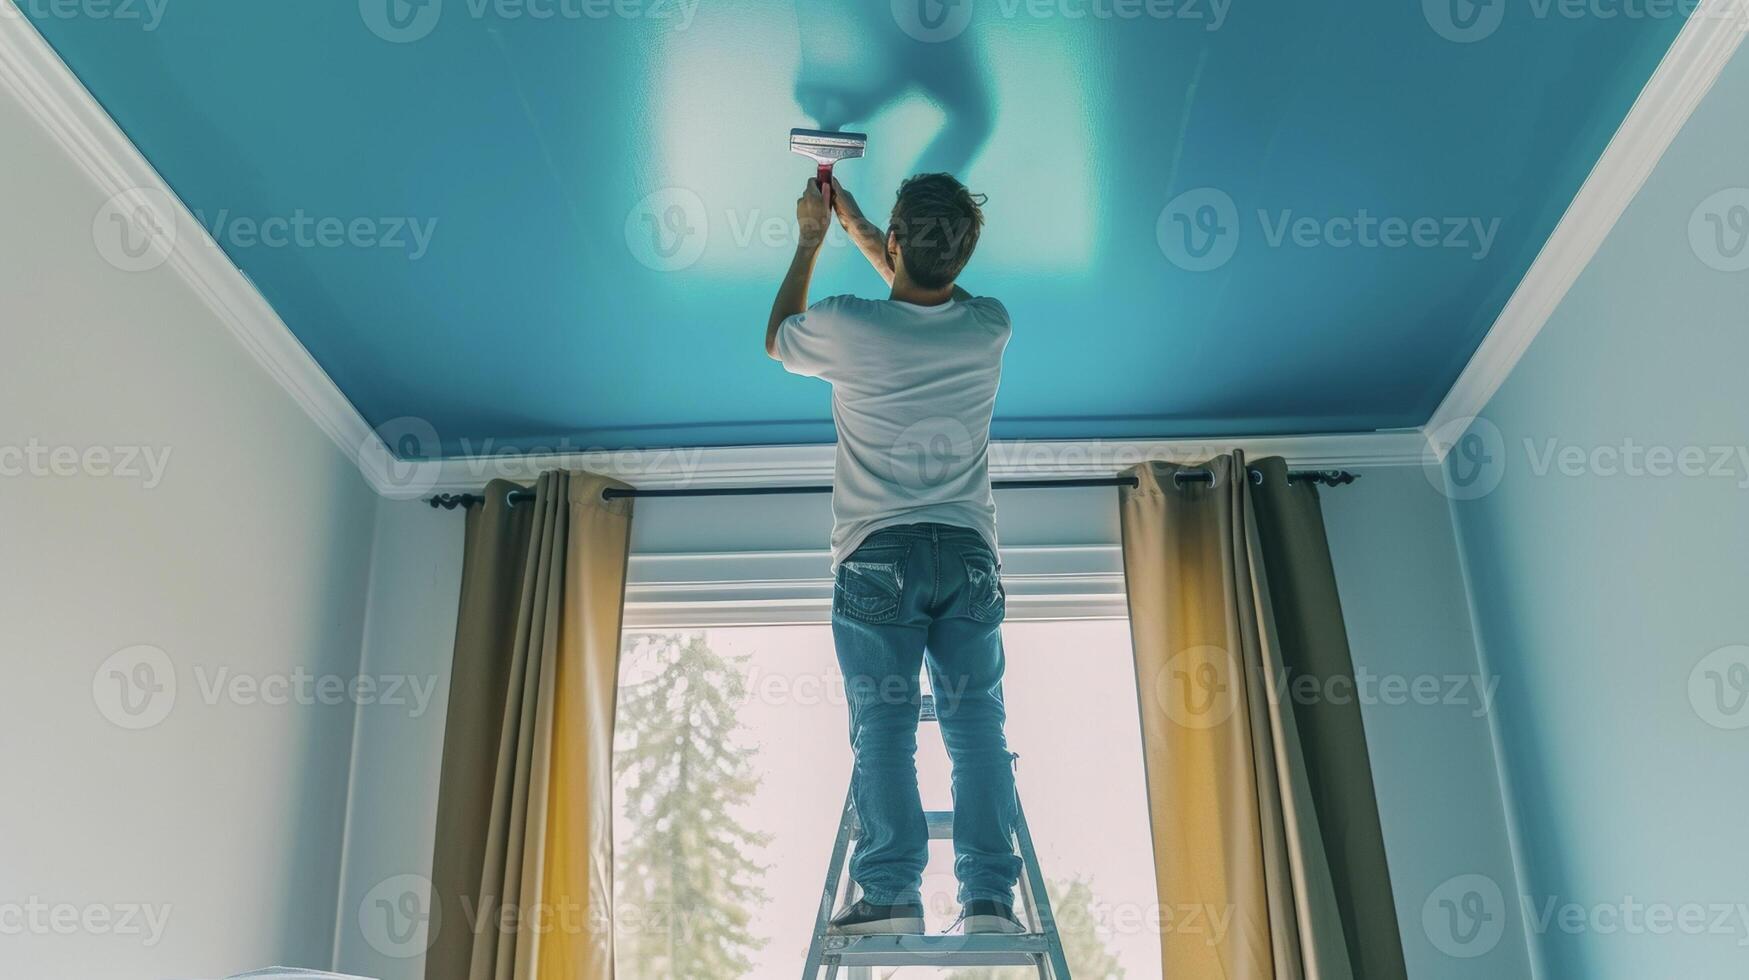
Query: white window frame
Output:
[[623, 543, 1127, 629]]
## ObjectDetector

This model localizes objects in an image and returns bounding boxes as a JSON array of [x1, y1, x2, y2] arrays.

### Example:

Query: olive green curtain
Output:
[[1119, 454, 1406, 980], [426, 471, 633, 980]]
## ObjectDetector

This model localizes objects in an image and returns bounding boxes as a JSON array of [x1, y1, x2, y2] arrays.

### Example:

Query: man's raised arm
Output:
[[766, 178, 831, 360], [830, 178, 896, 288]]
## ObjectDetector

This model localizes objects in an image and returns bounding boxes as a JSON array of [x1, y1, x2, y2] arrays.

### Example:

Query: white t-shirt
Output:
[[776, 293, 1011, 569]]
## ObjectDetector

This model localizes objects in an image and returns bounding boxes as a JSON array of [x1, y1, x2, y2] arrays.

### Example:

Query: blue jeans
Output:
[[831, 522, 1021, 907]]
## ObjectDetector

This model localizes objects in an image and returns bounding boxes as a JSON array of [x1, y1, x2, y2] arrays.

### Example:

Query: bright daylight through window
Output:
[[613, 620, 1160, 978]]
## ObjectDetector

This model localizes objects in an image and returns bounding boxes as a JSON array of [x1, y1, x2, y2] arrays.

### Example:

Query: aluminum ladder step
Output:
[[821, 933, 1053, 968]]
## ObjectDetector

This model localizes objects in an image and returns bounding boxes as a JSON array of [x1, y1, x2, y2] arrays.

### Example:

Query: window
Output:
[[612, 619, 1158, 979]]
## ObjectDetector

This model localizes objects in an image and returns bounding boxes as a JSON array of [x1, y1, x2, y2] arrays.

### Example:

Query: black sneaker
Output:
[[829, 898, 926, 935], [957, 899, 1027, 935]]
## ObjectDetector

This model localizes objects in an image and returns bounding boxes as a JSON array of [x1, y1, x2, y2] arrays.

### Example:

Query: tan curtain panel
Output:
[[427, 471, 634, 980], [1119, 454, 1405, 980]]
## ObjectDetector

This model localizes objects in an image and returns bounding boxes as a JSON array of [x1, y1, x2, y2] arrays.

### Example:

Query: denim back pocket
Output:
[[834, 544, 910, 625], [962, 551, 1005, 623]]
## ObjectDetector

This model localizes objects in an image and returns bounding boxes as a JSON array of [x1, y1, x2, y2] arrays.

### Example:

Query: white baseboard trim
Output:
[[1425, 0, 1749, 445]]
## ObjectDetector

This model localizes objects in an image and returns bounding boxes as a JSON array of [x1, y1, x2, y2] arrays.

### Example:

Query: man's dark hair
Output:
[[888, 173, 986, 290]]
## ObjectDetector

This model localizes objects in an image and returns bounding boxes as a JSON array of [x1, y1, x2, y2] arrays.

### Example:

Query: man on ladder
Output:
[[769, 173, 1070, 977]]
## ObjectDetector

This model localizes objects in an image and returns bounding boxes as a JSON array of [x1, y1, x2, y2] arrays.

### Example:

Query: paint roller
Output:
[[789, 128, 867, 214]]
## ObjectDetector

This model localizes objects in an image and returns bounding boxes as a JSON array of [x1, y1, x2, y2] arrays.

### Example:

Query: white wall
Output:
[[336, 468, 1529, 979], [0, 88, 379, 977], [1444, 44, 1749, 980], [1323, 467, 1535, 978], [331, 499, 463, 980]]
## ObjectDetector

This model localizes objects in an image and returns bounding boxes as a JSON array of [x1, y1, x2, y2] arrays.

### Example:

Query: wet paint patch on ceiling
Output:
[[26, 0, 1687, 455]]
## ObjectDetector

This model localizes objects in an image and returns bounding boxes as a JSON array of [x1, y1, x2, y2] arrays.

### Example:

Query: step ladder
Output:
[[801, 695, 1073, 979]]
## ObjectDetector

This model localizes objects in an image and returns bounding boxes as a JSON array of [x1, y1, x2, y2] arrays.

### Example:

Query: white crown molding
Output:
[[419, 430, 1431, 496], [1425, 0, 1749, 449], [0, 10, 393, 485]]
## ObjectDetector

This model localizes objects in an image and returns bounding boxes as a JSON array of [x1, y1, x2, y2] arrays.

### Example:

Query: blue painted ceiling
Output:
[[29, 1, 1685, 455]]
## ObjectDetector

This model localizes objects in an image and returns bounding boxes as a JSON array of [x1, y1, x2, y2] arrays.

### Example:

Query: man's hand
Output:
[[797, 178, 830, 249]]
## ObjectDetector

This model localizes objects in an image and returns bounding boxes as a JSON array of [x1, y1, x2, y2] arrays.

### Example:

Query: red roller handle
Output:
[[818, 163, 834, 213]]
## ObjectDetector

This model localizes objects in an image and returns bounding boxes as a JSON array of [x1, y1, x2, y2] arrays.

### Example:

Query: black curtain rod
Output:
[[426, 470, 1359, 510]]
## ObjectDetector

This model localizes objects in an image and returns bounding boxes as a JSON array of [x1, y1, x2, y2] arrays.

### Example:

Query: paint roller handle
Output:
[[817, 164, 834, 213]]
